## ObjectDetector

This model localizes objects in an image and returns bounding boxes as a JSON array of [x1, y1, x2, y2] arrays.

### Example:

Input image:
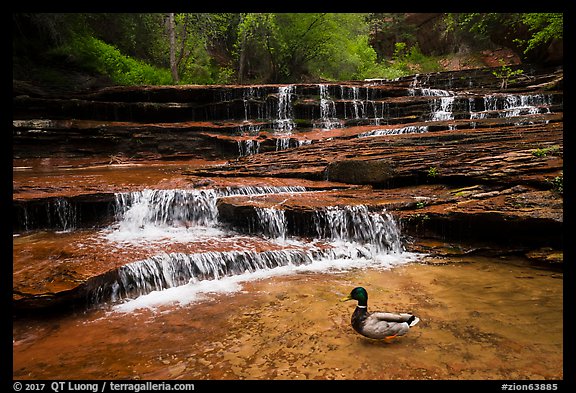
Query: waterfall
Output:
[[369, 101, 389, 125], [92, 237, 410, 306], [468, 93, 553, 122], [407, 86, 455, 122], [410, 87, 454, 97], [113, 189, 221, 229], [275, 85, 295, 133], [316, 84, 341, 130], [348, 86, 366, 119], [237, 123, 261, 135], [242, 86, 260, 121], [97, 194, 410, 307], [14, 197, 81, 232], [92, 249, 317, 304], [430, 96, 455, 121], [113, 186, 308, 231], [275, 137, 310, 150], [218, 185, 307, 196], [313, 205, 403, 253], [489, 94, 550, 117], [358, 125, 429, 138], [238, 139, 260, 157], [276, 137, 291, 151], [255, 207, 287, 240], [53, 198, 78, 231]]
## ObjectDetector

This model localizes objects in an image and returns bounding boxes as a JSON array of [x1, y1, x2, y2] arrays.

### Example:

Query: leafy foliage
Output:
[[13, 12, 563, 87], [492, 61, 524, 89], [444, 13, 563, 56], [517, 13, 563, 53], [57, 35, 173, 85], [548, 174, 563, 194]]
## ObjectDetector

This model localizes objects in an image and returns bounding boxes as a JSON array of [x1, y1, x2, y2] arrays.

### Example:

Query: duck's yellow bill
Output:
[[340, 295, 353, 302]]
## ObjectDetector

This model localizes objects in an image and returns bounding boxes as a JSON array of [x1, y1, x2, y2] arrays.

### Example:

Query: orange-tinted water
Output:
[[13, 255, 562, 380], [12, 158, 563, 381]]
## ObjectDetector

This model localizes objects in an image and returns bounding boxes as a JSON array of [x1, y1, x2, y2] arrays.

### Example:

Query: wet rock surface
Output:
[[12, 66, 564, 380]]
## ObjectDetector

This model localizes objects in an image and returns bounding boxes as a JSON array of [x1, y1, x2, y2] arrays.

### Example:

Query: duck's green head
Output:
[[341, 287, 368, 306]]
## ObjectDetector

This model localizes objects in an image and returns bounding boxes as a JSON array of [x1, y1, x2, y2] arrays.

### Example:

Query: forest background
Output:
[[12, 13, 563, 90]]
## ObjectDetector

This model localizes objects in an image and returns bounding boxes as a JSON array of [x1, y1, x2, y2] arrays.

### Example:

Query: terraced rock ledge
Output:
[[13, 65, 563, 313]]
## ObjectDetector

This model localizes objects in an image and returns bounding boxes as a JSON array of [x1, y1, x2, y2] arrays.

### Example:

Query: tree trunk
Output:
[[238, 28, 247, 84], [168, 13, 179, 84]]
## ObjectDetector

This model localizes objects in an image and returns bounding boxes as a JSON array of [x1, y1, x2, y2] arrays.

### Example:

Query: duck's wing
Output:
[[370, 312, 414, 323], [361, 315, 411, 339]]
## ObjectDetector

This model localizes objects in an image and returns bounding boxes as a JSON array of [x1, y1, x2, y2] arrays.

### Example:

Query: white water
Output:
[[237, 139, 260, 157], [106, 187, 306, 244], [316, 84, 341, 130], [275, 85, 295, 133], [358, 125, 429, 138], [232, 85, 554, 141], [112, 250, 420, 313], [97, 187, 419, 311], [255, 207, 287, 240], [470, 93, 552, 120], [313, 205, 403, 253], [430, 96, 455, 121], [275, 137, 291, 151]]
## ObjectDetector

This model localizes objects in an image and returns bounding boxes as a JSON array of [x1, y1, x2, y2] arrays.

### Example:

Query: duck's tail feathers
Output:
[[407, 316, 420, 327]]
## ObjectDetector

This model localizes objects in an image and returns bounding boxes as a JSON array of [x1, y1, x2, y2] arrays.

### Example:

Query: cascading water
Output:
[[316, 84, 341, 130], [17, 197, 78, 232], [313, 205, 403, 254], [93, 187, 413, 309], [348, 86, 366, 119], [227, 83, 555, 144], [275, 85, 295, 133], [112, 186, 308, 230], [113, 189, 220, 230], [92, 249, 317, 304], [237, 139, 260, 157], [254, 207, 287, 240], [242, 86, 261, 121], [275, 137, 291, 151], [430, 96, 455, 121], [358, 125, 429, 138], [473, 93, 552, 119], [53, 198, 77, 231]]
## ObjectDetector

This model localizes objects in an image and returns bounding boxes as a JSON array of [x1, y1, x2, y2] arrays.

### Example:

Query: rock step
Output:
[[189, 120, 563, 188]]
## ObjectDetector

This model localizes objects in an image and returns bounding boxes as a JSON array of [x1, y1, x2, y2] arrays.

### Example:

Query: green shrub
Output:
[[57, 35, 173, 85], [548, 174, 563, 194], [492, 61, 523, 89], [427, 166, 439, 178], [363, 42, 443, 81]]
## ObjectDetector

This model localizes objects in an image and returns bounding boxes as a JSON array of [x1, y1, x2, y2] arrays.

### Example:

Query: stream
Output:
[[12, 68, 564, 381], [12, 160, 563, 381], [13, 251, 562, 380]]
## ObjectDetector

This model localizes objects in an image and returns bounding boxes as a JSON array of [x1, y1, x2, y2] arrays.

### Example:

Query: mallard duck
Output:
[[341, 286, 420, 340]]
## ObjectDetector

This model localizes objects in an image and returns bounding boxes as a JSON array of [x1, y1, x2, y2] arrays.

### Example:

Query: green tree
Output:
[[444, 13, 563, 57], [273, 13, 377, 82], [235, 13, 279, 83], [365, 13, 417, 61], [518, 13, 563, 54]]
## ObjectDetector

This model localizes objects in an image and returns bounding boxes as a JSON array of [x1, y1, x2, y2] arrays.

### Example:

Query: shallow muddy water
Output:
[[13, 255, 563, 380]]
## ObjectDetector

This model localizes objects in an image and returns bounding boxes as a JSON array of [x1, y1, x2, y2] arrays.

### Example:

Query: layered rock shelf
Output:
[[12, 65, 563, 312]]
